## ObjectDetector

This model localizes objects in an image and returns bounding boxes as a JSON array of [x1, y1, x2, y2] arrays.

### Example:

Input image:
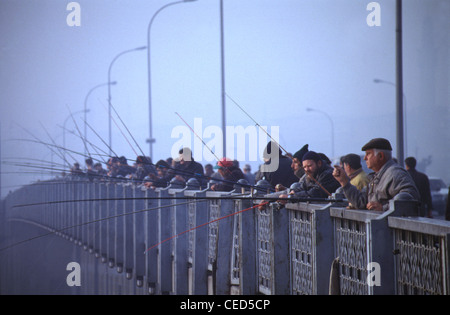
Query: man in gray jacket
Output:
[[333, 138, 419, 211]]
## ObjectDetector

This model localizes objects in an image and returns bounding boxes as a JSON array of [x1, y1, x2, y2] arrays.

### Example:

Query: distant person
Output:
[[117, 156, 136, 177], [341, 153, 369, 191], [133, 156, 156, 181], [405, 157, 433, 217], [291, 144, 309, 179], [257, 141, 298, 189], [70, 162, 83, 177], [243, 164, 255, 185], [204, 163, 215, 178], [144, 160, 172, 188], [85, 158, 96, 181], [210, 158, 245, 192], [333, 138, 419, 211], [174, 147, 205, 186], [94, 162, 107, 178]]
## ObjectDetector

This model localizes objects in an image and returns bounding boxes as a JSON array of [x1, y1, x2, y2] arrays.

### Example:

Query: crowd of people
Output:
[[68, 138, 450, 220]]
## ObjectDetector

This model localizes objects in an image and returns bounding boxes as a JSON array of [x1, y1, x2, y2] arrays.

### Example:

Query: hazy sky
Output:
[[1, 0, 449, 197]]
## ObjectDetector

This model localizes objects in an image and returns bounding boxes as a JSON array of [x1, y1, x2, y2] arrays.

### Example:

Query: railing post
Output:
[[215, 196, 234, 295], [238, 197, 257, 295], [133, 184, 146, 293], [157, 187, 172, 294], [189, 190, 208, 295], [114, 182, 125, 276], [145, 187, 158, 294], [172, 189, 188, 294], [272, 203, 290, 295], [123, 182, 135, 291]]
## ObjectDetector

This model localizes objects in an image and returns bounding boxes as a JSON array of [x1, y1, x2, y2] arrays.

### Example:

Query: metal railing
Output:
[[0, 179, 449, 295]]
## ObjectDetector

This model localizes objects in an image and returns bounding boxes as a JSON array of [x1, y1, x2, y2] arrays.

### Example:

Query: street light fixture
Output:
[[306, 107, 335, 159], [147, 0, 198, 161], [108, 46, 147, 156]]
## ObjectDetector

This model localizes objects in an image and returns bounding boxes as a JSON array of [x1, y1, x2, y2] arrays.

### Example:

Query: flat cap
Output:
[[361, 138, 392, 151]]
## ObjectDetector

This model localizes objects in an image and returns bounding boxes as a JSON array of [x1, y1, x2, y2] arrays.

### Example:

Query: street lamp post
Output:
[[108, 46, 147, 156], [306, 107, 335, 159], [147, 0, 197, 161], [84, 81, 116, 157]]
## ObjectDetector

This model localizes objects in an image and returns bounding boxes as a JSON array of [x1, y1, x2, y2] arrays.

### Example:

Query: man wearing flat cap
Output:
[[333, 138, 419, 211]]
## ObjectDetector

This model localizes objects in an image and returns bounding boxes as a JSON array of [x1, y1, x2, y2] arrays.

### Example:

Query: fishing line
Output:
[[0, 199, 207, 253], [144, 201, 270, 253]]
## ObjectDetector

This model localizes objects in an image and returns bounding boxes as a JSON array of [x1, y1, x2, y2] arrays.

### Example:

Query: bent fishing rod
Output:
[[14, 122, 73, 169], [70, 116, 271, 193], [5, 139, 263, 194]]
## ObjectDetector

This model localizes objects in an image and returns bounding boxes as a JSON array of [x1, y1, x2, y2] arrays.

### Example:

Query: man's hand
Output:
[[332, 165, 350, 187], [175, 175, 185, 182], [366, 201, 383, 211], [277, 194, 288, 205]]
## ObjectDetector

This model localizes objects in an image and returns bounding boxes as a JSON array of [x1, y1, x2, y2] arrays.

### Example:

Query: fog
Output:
[[1, 0, 449, 198]]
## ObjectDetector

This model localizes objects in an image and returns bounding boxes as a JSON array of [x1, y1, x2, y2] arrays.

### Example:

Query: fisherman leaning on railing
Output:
[[333, 138, 420, 211]]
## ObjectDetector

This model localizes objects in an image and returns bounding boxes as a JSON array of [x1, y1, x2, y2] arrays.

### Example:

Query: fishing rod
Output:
[[144, 200, 270, 253], [175, 112, 222, 162], [11, 192, 343, 209], [225, 93, 292, 158], [225, 94, 336, 198], [66, 105, 92, 160], [108, 99, 147, 159], [14, 123, 72, 168], [57, 124, 109, 164], [0, 199, 208, 254], [40, 121, 79, 166], [174, 112, 246, 187], [98, 98, 139, 157], [5, 138, 251, 192], [83, 119, 119, 158], [11, 138, 106, 168], [2, 156, 68, 169]]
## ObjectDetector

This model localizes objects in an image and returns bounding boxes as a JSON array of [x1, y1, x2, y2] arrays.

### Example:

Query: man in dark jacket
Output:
[[405, 157, 433, 217], [174, 147, 205, 187], [257, 141, 298, 189], [290, 151, 340, 199]]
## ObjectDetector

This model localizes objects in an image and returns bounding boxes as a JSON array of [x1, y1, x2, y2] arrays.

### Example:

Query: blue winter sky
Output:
[[0, 0, 449, 197]]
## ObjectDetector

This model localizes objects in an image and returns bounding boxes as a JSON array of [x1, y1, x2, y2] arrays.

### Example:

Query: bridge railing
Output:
[[1, 179, 449, 295]]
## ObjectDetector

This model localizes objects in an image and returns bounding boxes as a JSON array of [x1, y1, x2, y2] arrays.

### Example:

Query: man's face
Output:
[[343, 163, 352, 175], [364, 149, 382, 171], [291, 158, 301, 171], [179, 152, 192, 165], [302, 159, 320, 178]]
